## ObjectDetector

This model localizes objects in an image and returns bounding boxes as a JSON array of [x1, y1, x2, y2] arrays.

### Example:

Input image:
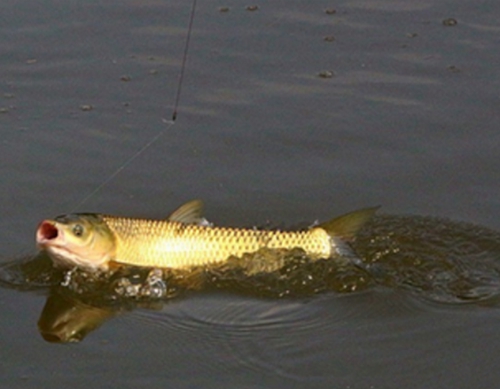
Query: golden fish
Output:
[[36, 200, 378, 271]]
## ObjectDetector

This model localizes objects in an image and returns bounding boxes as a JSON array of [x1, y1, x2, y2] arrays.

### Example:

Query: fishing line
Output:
[[72, 0, 198, 211], [71, 119, 175, 212], [172, 0, 198, 121]]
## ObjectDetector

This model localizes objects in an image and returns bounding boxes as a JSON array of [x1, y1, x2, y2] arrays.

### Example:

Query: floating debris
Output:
[[3, 93, 15, 99], [447, 65, 460, 72], [120, 75, 132, 82], [318, 70, 335, 79], [246, 5, 259, 11], [325, 8, 337, 15], [26, 59, 37, 64], [80, 104, 93, 112], [442, 18, 458, 26], [219, 6, 229, 12], [0, 107, 9, 114], [148, 69, 158, 75], [324, 35, 335, 42]]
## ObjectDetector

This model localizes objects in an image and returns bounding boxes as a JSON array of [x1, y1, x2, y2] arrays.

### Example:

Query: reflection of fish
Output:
[[38, 291, 116, 343], [36, 200, 378, 272]]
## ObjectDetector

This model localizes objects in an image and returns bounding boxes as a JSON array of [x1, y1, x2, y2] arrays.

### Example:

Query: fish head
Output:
[[36, 213, 116, 271]]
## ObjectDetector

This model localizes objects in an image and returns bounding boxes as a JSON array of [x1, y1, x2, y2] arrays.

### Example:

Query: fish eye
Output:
[[72, 224, 84, 237]]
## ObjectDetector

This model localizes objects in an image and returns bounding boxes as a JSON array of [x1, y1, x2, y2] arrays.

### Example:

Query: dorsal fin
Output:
[[318, 206, 380, 241], [168, 200, 205, 224]]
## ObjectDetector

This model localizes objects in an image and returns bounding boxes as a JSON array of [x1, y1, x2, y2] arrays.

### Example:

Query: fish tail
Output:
[[318, 206, 379, 265], [318, 206, 380, 241]]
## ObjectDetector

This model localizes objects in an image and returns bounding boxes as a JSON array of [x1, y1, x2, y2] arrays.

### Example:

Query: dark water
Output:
[[2, 0, 500, 388]]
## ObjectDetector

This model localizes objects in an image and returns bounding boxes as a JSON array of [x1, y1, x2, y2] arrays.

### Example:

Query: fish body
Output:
[[36, 200, 378, 271], [102, 216, 332, 268]]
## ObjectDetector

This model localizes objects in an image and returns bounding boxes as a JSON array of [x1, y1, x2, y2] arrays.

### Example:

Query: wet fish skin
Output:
[[102, 216, 332, 269], [36, 200, 378, 272]]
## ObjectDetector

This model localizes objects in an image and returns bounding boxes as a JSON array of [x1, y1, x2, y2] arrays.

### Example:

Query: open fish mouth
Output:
[[37, 221, 59, 243]]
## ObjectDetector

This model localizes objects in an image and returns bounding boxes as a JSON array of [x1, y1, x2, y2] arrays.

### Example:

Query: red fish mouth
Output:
[[37, 221, 59, 244]]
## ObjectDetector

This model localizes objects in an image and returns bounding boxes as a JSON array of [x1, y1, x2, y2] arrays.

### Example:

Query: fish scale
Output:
[[36, 202, 378, 271], [102, 216, 332, 269]]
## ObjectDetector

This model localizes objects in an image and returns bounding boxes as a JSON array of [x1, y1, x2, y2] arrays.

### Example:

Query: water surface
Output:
[[2, 0, 500, 388]]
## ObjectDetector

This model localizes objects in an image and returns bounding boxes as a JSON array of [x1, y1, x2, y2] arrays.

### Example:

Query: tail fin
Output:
[[318, 206, 379, 241]]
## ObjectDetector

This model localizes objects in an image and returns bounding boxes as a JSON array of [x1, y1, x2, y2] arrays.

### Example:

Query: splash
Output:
[[355, 214, 500, 304], [3, 214, 500, 305]]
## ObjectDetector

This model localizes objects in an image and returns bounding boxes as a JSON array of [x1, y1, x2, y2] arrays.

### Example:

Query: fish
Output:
[[36, 200, 379, 272]]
